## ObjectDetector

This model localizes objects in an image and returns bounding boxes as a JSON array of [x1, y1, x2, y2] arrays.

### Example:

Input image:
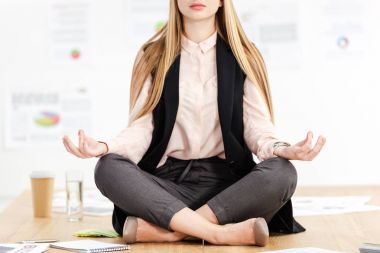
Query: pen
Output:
[[19, 239, 59, 244]]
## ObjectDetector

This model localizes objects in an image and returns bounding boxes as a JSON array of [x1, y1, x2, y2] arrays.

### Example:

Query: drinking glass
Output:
[[65, 170, 83, 221]]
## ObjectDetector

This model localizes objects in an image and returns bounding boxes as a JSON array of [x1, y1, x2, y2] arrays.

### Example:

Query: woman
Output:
[[63, 0, 326, 246]]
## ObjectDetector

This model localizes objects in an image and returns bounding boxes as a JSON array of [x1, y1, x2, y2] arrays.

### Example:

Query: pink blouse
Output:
[[104, 30, 285, 168]]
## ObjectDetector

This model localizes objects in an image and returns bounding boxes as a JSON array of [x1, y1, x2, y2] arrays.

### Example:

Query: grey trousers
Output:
[[94, 153, 297, 235]]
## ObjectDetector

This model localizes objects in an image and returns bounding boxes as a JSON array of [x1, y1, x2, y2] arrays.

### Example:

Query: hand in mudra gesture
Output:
[[62, 129, 108, 158], [274, 131, 326, 161]]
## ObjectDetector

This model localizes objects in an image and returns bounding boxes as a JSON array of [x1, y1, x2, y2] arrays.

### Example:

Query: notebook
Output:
[[50, 240, 130, 253]]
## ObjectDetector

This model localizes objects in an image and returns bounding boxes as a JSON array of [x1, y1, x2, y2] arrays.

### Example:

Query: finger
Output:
[[64, 135, 88, 158], [69, 140, 91, 158], [293, 146, 311, 160], [82, 131, 96, 157], [64, 138, 82, 158], [295, 131, 312, 147], [82, 135, 95, 156], [294, 134, 308, 146], [80, 130, 90, 156], [63, 136, 78, 156], [79, 129, 85, 152], [82, 139, 91, 155], [307, 136, 326, 159], [305, 136, 326, 161], [62, 136, 73, 154], [294, 137, 313, 156], [301, 131, 313, 149]]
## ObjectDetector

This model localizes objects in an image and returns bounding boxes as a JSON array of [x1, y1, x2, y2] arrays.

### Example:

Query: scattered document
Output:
[[124, 0, 169, 46], [4, 86, 93, 148], [0, 243, 49, 253], [53, 189, 113, 216], [235, 0, 301, 70], [319, 0, 368, 62], [293, 196, 380, 217], [359, 243, 380, 253], [49, 0, 94, 65], [263, 247, 343, 253]]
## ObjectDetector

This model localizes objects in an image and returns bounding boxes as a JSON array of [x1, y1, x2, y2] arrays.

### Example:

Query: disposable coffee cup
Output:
[[30, 170, 55, 218]]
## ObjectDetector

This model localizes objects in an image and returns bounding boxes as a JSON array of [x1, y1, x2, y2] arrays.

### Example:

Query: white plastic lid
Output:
[[30, 170, 55, 179]]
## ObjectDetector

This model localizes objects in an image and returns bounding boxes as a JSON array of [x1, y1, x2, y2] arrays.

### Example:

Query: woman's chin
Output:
[[183, 13, 215, 21]]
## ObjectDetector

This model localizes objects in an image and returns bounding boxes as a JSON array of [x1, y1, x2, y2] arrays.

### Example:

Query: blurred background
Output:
[[0, 0, 379, 210]]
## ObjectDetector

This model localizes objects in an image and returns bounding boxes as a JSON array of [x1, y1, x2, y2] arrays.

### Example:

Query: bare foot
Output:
[[214, 218, 268, 246], [135, 218, 181, 242]]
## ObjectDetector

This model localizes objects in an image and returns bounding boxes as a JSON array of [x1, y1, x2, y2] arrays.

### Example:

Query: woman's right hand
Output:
[[62, 129, 108, 158]]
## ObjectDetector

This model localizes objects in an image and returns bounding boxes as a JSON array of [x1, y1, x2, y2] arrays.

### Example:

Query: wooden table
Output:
[[1, 186, 380, 253]]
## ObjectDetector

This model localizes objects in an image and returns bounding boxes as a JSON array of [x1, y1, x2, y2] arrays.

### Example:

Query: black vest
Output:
[[138, 33, 255, 175], [137, 33, 305, 234]]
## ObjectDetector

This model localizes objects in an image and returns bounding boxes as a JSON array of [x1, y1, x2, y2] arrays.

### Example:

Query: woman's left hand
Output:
[[274, 131, 326, 161]]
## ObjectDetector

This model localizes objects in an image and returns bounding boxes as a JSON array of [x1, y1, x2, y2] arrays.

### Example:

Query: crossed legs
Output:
[[94, 154, 297, 245]]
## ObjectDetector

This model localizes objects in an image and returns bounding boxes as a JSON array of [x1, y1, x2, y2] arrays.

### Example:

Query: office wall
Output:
[[1, 0, 380, 198]]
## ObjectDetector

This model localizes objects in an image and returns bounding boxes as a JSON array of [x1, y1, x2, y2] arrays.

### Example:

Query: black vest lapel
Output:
[[216, 34, 235, 144], [137, 55, 181, 173], [216, 34, 256, 173]]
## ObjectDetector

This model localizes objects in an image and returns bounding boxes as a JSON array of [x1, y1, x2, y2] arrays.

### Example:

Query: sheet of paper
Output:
[[0, 244, 49, 253], [123, 0, 169, 46], [263, 247, 343, 253], [4, 86, 93, 148], [318, 0, 369, 62], [53, 189, 113, 216], [234, 0, 301, 70], [49, 0, 94, 65], [293, 196, 380, 217]]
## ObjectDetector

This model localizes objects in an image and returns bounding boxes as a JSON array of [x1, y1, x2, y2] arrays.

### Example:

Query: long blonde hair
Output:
[[129, 0, 274, 123]]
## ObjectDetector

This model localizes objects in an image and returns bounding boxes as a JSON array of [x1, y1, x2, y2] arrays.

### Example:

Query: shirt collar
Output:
[[181, 30, 217, 54]]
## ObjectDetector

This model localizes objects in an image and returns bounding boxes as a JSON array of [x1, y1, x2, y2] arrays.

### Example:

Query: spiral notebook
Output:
[[50, 240, 130, 253]]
